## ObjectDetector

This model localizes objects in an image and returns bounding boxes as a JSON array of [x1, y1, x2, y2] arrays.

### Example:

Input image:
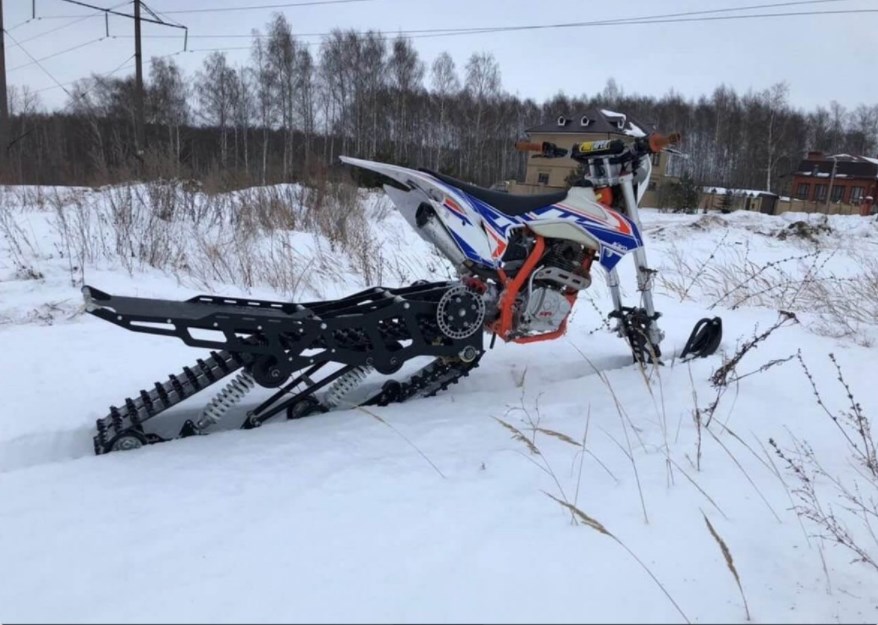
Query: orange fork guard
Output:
[[488, 237, 593, 344]]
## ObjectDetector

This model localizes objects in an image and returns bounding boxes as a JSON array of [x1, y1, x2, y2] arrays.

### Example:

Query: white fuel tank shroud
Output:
[[526, 187, 645, 272], [339, 156, 644, 272], [467, 189, 645, 272]]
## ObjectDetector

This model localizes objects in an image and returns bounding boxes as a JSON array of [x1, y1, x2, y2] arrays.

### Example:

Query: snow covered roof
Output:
[[703, 186, 776, 198], [526, 108, 649, 138], [795, 153, 878, 180], [825, 153, 878, 165]]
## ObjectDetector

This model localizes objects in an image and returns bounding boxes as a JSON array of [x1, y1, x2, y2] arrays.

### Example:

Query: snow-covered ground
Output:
[[1, 183, 877, 623]]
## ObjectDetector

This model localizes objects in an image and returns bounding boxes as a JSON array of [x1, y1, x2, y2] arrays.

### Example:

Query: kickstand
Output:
[[680, 317, 723, 361]]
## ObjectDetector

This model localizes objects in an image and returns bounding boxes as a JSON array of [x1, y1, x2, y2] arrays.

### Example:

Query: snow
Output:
[[702, 186, 772, 198], [622, 123, 647, 138], [598, 108, 646, 137], [2, 186, 878, 623]]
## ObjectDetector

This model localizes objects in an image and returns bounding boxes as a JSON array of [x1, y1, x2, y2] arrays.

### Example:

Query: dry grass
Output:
[[39, 176, 390, 300], [703, 512, 751, 621], [493, 407, 691, 624], [0, 189, 44, 279], [351, 402, 447, 480], [658, 236, 878, 346]]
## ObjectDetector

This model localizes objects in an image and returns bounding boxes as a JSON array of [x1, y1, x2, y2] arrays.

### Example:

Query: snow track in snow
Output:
[[0, 427, 95, 473]]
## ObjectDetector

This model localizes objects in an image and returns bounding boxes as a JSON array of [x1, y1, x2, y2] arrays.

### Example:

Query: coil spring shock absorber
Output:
[[196, 370, 257, 429], [324, 366, 374, 409]]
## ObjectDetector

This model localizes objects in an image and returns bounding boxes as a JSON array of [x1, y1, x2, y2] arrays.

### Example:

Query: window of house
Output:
[[664, 154, 682, 177], [831, 185, 846, 202], [537, 172, 550, 185], [796, 183, 810, 199], [651, 152, 661, 167], [850, 186, 865, 202], [815, 184, 828, 201]]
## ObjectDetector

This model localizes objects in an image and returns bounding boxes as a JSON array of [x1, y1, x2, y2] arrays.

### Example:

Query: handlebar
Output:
[[514, 140, 568, 158], [514, 141, 545, 152], [515, 132, 681, 162]]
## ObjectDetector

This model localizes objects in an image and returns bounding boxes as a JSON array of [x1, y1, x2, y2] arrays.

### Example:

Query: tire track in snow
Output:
[[0, 351, 665, 474], [0, 426, 96, 473]]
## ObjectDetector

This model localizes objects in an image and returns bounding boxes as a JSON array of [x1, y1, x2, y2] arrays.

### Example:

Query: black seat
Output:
[[421, 169, 568, 216]]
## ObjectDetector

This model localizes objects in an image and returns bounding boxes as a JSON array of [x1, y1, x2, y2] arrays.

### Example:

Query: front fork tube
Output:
[[606, 175, 665, 349]]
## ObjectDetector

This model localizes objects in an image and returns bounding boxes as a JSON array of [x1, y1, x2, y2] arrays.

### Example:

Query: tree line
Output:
[[4, 12, 878, 196]]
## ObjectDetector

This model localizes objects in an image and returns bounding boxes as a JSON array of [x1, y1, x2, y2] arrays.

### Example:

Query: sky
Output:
[[4, 0, 878, 113]]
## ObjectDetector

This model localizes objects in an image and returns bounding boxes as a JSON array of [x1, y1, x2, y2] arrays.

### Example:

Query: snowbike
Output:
[[82, 126, 722, 455]]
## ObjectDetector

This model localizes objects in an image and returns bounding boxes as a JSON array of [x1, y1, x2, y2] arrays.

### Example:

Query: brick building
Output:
[[790, 151, 878, 214]]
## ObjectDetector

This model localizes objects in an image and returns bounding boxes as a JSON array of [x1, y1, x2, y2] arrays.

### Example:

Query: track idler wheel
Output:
[[106, 428, 149, 453], [251, 354, 293, 388], [286, 396, 328, 420], [374, 380, 402, 406]]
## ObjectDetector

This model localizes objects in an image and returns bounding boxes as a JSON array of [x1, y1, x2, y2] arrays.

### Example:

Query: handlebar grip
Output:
[[648, 132, 682, 153], [515, 141, 545, 152]]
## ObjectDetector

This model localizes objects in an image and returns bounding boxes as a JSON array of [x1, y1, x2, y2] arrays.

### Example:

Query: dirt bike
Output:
[[341, 130, 720, 361], [80, 128, 721, 455]]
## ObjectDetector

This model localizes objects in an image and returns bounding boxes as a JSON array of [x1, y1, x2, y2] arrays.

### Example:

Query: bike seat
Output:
[[421, 169, 567, 216]]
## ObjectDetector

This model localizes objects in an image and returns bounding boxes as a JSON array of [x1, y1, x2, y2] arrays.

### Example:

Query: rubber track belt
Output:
[[93, 350, 247, 455], [93, 352, 481, 455]]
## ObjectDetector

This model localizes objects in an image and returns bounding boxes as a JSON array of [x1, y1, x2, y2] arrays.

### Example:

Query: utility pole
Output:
[[0, 0, 9, 176], [58, 1, 188, 160], [134, 0, 145, 157], [825, 155, 838, 212]]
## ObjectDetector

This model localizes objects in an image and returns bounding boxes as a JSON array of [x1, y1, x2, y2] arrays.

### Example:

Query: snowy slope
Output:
[[1, 185, 877, 624]]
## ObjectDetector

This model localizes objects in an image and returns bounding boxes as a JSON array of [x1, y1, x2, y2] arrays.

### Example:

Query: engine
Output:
[[508, 239, 594, 336], [517, 286, 573, 334]]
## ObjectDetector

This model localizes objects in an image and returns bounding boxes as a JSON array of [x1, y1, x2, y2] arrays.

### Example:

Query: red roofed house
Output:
[[789, 151, 878, 215]]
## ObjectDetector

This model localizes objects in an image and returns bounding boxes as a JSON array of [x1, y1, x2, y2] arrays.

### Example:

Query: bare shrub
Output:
[[659, 240, 878, 345], [770, 354, 878, 573], [775, 217, 832, 243], [0, 196, 41, 272]]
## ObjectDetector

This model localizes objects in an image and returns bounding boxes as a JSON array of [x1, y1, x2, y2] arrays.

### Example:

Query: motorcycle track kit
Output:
[[82, 120, 722, 455]]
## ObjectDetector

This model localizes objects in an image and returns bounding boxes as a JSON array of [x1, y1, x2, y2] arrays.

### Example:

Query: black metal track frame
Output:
[[85, 281, 486, 455], [242, 363, 355, 429], [83, 282, 482, 377]]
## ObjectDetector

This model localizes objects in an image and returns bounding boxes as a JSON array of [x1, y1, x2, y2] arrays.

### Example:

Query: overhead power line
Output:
[[6, 1, 130, 49], [33, 54, 135, 95], [153, 0, 852, 18], [113, 7, 878, 45], [143, 4, 185, 28], [107, 4, 875, 60], [58, 0, 186, 29], [101, 0, 864, 43], [3, 27, 77, 98], [16, 0, 871, 99], [7, 36, 108, 72], [55, 1, 189, 155], [10, 0, 857, 47], [161, 0, 390, 14]]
